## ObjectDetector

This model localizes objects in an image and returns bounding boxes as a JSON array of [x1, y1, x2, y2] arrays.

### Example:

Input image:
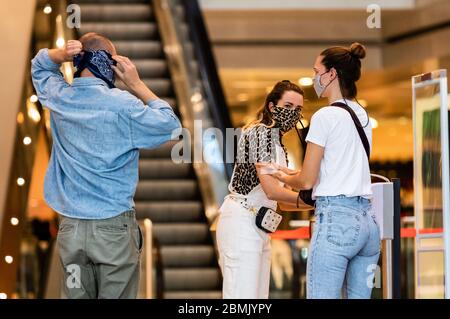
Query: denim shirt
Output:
[[31, 49, 182, 219]]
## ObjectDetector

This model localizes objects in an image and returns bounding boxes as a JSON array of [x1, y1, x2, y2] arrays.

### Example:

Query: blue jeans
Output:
[[307, 195, 381, 299]]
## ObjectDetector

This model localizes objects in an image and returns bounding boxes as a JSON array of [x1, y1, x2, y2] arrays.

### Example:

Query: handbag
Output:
[[255, 207, 283, 233], [295, 101, 371, 206]]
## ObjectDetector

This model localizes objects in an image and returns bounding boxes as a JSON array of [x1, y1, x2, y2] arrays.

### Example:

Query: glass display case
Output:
[[412, 69, 450, 298]]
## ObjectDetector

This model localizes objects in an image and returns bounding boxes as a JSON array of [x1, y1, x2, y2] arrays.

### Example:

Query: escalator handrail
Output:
[[180, 0, 235, 179]]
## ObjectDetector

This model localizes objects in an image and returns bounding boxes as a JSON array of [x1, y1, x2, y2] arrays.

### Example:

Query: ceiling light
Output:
[[5, 256, 13, 264], [27, 104, 41, 123], [10, 218, 19, 226], [30, 95, 38, 103], [17, 178, 25, 186], [43, 4, 52, 14], [298, 77, 313, 86], [56, 38, 65, 48], [17, 112, 24, 124], [23, 137, 32, 145]]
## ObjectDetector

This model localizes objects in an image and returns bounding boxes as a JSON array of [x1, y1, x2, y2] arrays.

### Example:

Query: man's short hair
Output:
[[79, 32, 116, 54]]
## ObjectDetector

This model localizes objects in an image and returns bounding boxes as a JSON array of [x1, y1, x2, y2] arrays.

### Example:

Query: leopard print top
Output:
[[230, 124, 288, 196]]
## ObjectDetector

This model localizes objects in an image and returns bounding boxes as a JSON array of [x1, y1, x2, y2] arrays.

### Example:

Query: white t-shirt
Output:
[[305, 99, 373, 199]]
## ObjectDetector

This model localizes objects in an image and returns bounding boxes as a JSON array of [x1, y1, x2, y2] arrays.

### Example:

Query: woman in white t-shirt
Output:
[[265, 43, 380, 299]]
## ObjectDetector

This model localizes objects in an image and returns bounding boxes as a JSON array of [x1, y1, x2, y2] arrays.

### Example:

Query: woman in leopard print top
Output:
[[216, 80, 313, 299]]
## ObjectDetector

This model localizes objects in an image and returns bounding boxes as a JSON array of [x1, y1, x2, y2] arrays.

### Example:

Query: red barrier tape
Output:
[[271, 227, 444, 240]]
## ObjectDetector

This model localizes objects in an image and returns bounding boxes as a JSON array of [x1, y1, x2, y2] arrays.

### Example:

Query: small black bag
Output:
[[298, 189, 316, 207], [255, 207, 283, 233]]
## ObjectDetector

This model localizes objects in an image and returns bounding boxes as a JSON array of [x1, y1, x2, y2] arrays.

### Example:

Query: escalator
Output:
[[71, 0, 224, 298]]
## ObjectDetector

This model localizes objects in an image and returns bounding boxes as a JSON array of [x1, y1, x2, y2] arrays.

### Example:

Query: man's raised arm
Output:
[[31, 40, 82, 109]]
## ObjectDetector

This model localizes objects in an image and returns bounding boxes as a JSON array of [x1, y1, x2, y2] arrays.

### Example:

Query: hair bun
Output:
[[349, 42, 366, 59]]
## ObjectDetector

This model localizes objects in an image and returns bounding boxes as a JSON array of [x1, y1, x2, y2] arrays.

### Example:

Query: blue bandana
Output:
[[73, 50, 117, 88]]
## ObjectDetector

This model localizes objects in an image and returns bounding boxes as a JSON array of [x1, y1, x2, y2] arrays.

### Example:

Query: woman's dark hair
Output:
[[245, 80, 304, 129], [320, 42, 366, 99]]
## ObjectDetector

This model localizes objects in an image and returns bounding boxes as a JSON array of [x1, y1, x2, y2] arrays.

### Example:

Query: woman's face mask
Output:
[[271, 105, 301, 133], [313, 69, 336, 98], [313, 71, 330, 98]]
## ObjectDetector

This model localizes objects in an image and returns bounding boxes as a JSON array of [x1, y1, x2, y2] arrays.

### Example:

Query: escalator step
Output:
[[78, 4, 153, 22], [141, 78, 173, 96], [136, 201, 203, 223], [135, 180, 199, 201], [164, 291, 222, 299], [161, 245, 216, 267], [139, 141, 179, 159], [79, 22, 158, 40], [164, 268, 221, 291], [133, 59, 169, 78], [139, 160, 194, 180], [154, 223, 210, 245], [116, 78, 173, 97], [114, 41, 163, 59]]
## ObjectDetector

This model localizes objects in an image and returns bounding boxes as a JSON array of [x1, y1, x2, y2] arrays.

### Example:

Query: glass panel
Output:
[[413, 71, 446, 232], [417, 250, 445, 299], [418, 237, 444, 249], [413, 69, 448, 299]]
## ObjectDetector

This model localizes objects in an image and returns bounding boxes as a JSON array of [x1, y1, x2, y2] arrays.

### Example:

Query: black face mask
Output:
[[73, 50, 117, 88], [271, 105, 301, 133]]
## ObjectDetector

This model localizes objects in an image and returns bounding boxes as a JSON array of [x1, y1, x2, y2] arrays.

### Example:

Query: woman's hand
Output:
[[255, 163, 297, 182], [270, 170, 290, 183], [278, 166, 299, 175]]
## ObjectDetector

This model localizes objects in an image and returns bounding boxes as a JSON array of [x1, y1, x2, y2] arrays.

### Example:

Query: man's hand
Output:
[[112, 55, 158, 102], [112, 55, 141, 89], [48, 40, 82, 64], [65, 40, 83, 61]]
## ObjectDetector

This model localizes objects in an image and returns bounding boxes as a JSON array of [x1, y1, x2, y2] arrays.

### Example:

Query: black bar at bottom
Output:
[[392, 178, 402, 299]]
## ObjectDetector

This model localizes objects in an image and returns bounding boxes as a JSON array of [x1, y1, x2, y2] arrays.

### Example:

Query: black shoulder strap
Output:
[[331, 102, 371, 160]]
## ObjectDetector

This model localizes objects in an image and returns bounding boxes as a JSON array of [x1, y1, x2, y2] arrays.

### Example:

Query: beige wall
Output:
[[0, 1, 36, 237], [204, 10, 383, 70]]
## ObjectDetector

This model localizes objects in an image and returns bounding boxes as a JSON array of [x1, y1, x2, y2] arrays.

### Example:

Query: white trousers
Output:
[[216, 198, 271, 299]]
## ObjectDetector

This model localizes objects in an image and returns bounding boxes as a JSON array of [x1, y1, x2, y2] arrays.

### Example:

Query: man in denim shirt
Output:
[[31, 33, 181, 298]]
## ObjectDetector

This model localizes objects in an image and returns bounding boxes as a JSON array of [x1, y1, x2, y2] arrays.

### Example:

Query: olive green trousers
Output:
[[56, 210, 143, 299]]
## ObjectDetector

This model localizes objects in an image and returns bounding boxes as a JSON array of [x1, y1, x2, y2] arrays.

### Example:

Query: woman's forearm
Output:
[[283, 172, 309, 190], [265, 185, 299, 204], [279, 201, 313, 211]]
